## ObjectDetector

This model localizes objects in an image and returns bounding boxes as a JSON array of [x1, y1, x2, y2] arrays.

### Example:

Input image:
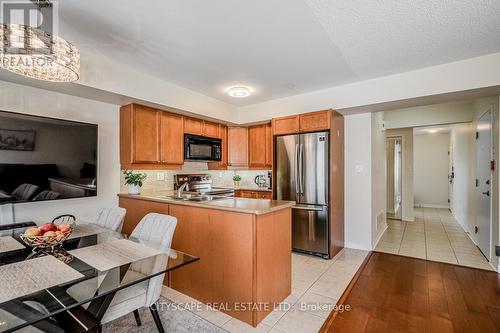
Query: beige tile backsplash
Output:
[[120, 162, 270, 192]]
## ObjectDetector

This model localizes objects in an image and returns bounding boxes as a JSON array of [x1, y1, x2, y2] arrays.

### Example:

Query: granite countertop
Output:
[[118, 190, 294, 215]]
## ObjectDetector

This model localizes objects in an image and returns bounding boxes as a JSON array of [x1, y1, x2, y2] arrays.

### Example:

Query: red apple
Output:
[[25, 227, 41, 237], [39, 223, 56, 233], [55, 230, 64, 240], [57, 224, 71, 233], [43, 230, 56, 238]]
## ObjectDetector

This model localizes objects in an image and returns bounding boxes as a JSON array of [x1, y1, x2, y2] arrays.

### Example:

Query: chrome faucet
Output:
[[176, 182, 189, 198]]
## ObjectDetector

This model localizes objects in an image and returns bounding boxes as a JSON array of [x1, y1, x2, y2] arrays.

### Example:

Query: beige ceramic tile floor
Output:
[[375, 207, 494, 271], [161, 248, 368, 333]]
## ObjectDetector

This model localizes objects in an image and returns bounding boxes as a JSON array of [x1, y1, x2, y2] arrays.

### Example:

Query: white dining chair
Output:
[[100, 213, 177, 332], [93, 207, 126, 232]]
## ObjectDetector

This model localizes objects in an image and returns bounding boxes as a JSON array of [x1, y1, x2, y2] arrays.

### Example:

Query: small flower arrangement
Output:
[[123, 170, 147, 194], [233, 175, 242, 188]]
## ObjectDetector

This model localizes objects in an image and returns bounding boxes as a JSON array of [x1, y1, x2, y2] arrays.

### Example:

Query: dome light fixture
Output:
[[228, 86, 252, 98]]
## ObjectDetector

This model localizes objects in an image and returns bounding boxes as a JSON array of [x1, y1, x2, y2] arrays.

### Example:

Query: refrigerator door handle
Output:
[[299, 143, 304, 194], [292, 205, 323, 211], [295, 143, 300, 195]]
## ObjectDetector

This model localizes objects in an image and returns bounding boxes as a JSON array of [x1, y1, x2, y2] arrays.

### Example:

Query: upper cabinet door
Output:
[[299, 110, 331, 133], [203, 121, 220, 138], [184, 117, 204, 135], [272, 115, 300, 135], [248, 125, 267, 168], [265, 123, 273, 168], [228, 127, 249, 167], [132, 105, 160, 163], [160, 112, 184, 165]]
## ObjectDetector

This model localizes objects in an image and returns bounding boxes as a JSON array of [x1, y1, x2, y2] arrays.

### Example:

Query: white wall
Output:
[[413, 132, 450, 208], [385, 101, 474, 129], [371, 112, 387, 247], [0, 81, 120, 224], [344, 114, 372, 250], [450, 123, 473, 232], [386, 128, 415, 221]]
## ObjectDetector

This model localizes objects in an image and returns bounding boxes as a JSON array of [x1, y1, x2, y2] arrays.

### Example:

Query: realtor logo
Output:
[[0, 0, 59, 55]]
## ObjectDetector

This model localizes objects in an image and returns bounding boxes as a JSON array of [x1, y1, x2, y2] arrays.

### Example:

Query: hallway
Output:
[[375, 207, 493, 271]]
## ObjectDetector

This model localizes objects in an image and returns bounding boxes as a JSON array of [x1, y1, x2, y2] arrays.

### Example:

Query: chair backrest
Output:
[[11, 183, 39, 201], [93, 207, 126, 232], [32, 190, 60, 201], [130, 213, 177, 306]]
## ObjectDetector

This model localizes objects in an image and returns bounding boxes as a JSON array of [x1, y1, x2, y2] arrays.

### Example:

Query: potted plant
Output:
[[123, 170, 147, 195], [233, 175, 242, 188]]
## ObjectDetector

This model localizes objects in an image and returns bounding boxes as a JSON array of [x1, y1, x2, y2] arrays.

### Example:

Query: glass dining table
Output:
[[0, 222, 198, 333]]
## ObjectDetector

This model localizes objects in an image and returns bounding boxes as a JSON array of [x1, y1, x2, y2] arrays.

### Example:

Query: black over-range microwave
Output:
[[184, 134, 222, 161]]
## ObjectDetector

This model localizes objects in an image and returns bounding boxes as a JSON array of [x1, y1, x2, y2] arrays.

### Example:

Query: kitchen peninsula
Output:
[[118, 192, 294, 327]]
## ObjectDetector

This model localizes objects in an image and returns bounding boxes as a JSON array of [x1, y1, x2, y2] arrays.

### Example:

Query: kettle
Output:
[[254, 175, 267, 188]]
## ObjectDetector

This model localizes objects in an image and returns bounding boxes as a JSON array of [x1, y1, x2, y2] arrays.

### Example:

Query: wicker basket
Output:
[[20, 228, 73, 249]]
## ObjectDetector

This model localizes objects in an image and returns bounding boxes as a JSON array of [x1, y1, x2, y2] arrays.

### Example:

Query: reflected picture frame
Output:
[[0, 129, 36, 151]]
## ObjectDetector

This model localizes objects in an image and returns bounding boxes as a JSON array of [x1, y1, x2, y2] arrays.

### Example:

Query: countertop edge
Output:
[[117, 193, 294, 215], [235, 187, 273, 192]]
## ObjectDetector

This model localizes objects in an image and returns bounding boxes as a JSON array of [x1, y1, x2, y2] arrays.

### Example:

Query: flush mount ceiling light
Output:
[[0, 1, 80, 82], [227, 86, 252, 98], [427, 129, 440, 133]]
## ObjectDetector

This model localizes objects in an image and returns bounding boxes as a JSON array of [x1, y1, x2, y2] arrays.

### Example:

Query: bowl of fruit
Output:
[[20, 222, 73, 250]]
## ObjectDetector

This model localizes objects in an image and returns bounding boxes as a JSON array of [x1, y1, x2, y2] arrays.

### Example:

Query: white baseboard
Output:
[[344, 242, 372, 252], [414, 204, 450, 209], [372, 223, 388, 249]]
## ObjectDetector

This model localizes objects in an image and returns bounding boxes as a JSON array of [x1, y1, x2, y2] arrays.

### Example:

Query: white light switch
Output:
[[157, 172, 165, 181], [355, 165, 365, 173]]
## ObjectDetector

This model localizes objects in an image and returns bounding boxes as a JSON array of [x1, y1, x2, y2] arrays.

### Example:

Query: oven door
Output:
[[184, 134, 222, 161]]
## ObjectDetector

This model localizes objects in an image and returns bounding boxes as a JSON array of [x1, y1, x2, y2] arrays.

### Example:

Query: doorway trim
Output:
[[386, 135, 403, 220]]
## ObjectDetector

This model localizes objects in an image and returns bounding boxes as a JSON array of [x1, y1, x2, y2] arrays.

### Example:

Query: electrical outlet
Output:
[[156, 172, 165, 181]]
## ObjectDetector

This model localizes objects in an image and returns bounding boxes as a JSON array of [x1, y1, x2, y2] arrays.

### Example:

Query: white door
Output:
[[475, 110, 492, 259]]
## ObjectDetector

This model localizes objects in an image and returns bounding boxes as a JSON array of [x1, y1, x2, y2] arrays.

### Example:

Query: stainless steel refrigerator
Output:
[[276, 132, 329, 258]]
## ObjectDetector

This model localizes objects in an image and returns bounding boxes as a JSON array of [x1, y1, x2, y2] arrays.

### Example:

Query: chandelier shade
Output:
[[0, 23, 80, 82]]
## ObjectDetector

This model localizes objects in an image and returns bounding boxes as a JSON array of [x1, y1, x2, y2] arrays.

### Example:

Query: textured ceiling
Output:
[[57, 0, 500, 106]]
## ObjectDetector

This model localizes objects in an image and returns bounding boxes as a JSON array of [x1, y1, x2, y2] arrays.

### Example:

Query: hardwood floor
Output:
[[320, 252, 500, 333]]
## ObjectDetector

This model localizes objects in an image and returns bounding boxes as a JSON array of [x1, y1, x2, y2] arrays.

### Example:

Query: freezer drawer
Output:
[[292, 205, 328, 256]]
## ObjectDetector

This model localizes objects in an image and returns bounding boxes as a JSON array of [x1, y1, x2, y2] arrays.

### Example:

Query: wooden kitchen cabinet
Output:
[[265, 123, 273, 168], [160, 112, 184, 165], [228, 127, 248, 168], [248, 123, 273, 169], [185, 117, 221, 138], [203, 121, 220, 138], [121, 104, 184, 169], [235, 189, 272, 199], [120, 104, 160, 165], [272, 115, 299, 135], [184, 117, 204, 135], [271, 110, 332, 135], [299, 109, 331, 132]]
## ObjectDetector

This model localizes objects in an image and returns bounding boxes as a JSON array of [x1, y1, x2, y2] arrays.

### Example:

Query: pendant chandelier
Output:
[[0, 1, 80, 82]]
